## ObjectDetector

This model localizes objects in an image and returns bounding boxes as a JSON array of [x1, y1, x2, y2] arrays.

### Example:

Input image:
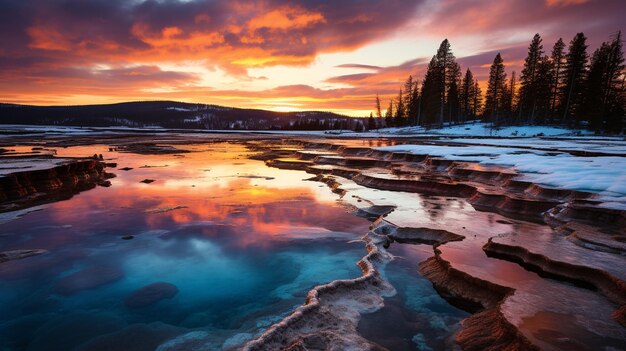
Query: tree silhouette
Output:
[[582, 31, 625, 131], [420, 56, 441, 125], [385, 100, 394, 127], [485, 53, 507, 124], [518, 34, 544, 123], [373, 31, 624, 132], [561, 32, 589, 125], [550, 38, 566, 118], [460, 68, 476, 121]]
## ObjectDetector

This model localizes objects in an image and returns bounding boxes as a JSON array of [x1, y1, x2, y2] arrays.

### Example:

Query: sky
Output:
[[0, 0, 624, 116]]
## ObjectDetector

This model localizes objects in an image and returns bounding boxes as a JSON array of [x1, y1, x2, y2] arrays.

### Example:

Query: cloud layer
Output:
[[0, 0, 624, 114]]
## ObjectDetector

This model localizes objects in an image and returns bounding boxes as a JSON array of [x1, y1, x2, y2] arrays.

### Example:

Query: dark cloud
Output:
[[418, 0, 625, 49], [0, 0, 424, 73]]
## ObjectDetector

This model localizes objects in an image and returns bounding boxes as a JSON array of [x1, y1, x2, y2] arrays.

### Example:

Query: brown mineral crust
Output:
[[314, 155, 389, 168], [265, 158, 313, 171], [449, 167, 516, 185], [305, 174, 346, 196], [613, 305, 626, 328], [390, 227, 464, 245], [352, 173, 476, 197], [522, 184, 593, 201], [336, 146, 374, 156], [545, 203, 626, 230], [418, 253, 541, 350], [483, 239, 626, 306], [0, 160, 111, 212], [562, 222, 626, 255], [456, 308, 540, 351], [469, 192, 558, 222], [418, 253, 513, 312]]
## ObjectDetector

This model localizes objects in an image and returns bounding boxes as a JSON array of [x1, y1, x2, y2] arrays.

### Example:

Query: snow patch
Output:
[[376, 143, 626, 208]]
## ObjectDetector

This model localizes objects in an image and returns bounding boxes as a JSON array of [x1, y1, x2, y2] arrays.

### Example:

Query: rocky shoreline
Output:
[[0, 158, 113, 213]]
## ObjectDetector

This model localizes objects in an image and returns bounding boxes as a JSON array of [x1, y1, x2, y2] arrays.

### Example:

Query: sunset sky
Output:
[[1, 0, 624, 116]]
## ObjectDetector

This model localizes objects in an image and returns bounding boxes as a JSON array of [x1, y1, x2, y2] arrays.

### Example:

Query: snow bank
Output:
[[376, 143, 626, 207], [445, 137, 626, 155], [375, 123, 591, 137]]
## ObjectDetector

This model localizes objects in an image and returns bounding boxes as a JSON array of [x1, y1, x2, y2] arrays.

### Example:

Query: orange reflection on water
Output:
[[16, 142, 370, 251]]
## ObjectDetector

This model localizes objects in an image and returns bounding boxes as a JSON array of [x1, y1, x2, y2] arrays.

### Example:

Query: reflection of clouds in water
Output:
[[0, 143, 371, 350]]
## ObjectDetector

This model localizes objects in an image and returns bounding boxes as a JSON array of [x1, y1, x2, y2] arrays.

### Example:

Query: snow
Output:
[[0, 124, 93, 135], [0, 122, 606, 140], [443, 137, 626, 155], [376, 143, 626, 208], [166, 107, 193, 112], [373, 122, 592, 137]]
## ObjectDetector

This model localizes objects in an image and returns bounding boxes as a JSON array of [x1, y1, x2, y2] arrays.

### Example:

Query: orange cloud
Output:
[[247, 6, 325, 31], [2, 0, 624, 115], [27, 26, 73, 51]]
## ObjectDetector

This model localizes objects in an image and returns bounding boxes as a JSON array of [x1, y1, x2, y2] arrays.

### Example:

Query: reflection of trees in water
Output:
[[419, 196, 453, 222], [487, 213, 496, 227]]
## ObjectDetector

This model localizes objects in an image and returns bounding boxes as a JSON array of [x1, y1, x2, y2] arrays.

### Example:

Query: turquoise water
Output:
[[358, 243, 469, 350], [0, 143, 368, 350]]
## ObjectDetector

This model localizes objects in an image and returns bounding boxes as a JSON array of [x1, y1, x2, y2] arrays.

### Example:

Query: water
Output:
[[0, 141, 482, 350], [358, 244, 468, 351], [0, 143, 369, 350]]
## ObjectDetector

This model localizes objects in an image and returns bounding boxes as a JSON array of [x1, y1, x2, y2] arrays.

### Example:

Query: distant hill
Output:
[[0, 101, 364, 130]]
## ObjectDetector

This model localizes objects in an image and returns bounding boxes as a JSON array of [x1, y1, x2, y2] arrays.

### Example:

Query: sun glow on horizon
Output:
[[0, 0, 623, 117]]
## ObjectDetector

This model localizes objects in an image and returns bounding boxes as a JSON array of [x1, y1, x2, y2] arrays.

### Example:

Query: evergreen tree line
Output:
[[375, 31, 625, 132]]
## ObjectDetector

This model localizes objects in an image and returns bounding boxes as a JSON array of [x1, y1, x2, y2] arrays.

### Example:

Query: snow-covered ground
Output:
[[372, 122, 593, 137], [376, 143, 626, 209], [440, 137, 626, 155], [0, 122, 596, 138]]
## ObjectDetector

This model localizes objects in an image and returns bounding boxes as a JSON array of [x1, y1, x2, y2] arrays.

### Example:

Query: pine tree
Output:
[[583, 42, 610, 130], [420, 56, 441, 126], [461, 68, 474, 121], [485, 53, 507, 124], [473, 79, 483, 117], [375, 94, 382, 118], [404, 75, 414, 110], [403, 75, 417, 125], [408, 81, 420, 126], [550, 38, 566, 119], [435, 39, 460, 126], [518, 34, 544, 123], [582, 31, 625, 131], [603, 31, 625, 132], [395, 89, 406, 126], [561, 32, 589, 125], [534, 57, 554, 124], [368, 112, 377, 131], [446, 62, 462, 123], [385, 100, 394, 127], [436, 40, 451, 126], [502, 71, 516, 123]]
